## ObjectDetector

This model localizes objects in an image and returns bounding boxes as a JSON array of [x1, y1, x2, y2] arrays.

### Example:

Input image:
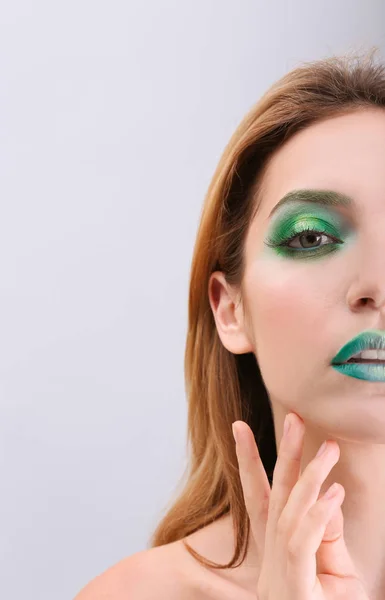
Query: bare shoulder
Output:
[[73, 520, 257, 600], [73, 541, 190, 600]]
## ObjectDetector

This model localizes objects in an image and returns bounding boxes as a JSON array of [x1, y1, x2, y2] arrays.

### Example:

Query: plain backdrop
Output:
[[0, 1, 384, 599]]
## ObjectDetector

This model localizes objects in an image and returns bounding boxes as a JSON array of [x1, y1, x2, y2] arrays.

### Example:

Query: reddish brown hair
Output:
[[149, 48, 385, 570]]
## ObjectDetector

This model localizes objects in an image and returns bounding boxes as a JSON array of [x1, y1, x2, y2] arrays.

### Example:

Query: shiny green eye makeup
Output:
[[264, 201, 348, 260]]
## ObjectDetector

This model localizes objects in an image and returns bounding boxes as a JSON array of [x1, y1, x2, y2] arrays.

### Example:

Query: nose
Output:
[[346, 244, 385, 317]]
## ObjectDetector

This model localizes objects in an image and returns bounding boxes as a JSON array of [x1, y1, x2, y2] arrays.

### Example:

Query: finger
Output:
[[286, 482, 363, 596], [261, 413, 305, 575], [316, 499, 362, 581], [277, 439, 341, 542], [277, 445, 361, 593], [283, 481, 346, 594], [233, 420, 271, 556], [273, 434, 341, 587]]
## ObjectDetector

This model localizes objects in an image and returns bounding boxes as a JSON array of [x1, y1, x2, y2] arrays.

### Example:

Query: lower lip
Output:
[[331, 362, 385, 381]]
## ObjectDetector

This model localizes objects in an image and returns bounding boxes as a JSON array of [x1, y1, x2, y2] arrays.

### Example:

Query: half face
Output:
[[240, 108, 385, 440]]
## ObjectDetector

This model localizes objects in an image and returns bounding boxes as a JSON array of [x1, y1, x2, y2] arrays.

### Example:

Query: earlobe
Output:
[[208, 272, 253, 355]]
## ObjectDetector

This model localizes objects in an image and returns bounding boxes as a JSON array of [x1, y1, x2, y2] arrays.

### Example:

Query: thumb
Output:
[[316, 497, 360, 579]]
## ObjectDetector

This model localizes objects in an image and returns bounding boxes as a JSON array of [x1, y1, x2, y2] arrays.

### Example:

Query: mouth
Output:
[[331, 330, 385, 365], [331, 330, 385, 381], [344, 358, 385, 364], [343, 351, 385, 365]]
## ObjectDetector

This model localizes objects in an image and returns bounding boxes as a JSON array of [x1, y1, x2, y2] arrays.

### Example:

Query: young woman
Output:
[[76, 50, 385, 599]]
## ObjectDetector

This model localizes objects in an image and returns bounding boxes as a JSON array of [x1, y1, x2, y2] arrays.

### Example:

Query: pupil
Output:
[[301, 233, 321, 248]]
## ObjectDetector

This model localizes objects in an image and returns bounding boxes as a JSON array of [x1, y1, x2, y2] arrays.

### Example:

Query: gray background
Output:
[[0, 1, 384, 599]]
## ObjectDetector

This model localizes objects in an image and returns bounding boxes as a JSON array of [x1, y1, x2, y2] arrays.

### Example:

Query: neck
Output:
[[280, 408, 385, 599], [304, 436, 385, 597]]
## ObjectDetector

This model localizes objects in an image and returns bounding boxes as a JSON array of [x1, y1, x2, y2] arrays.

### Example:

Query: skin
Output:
[[75, 108, 385, 600], [207, 107, 385, 598]]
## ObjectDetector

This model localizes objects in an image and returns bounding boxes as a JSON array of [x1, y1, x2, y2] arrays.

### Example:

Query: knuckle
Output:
[[277, 446, 302, 466], [298, 502, 326, 535], [274, 455, 302, 487], [308, 499, 327, 520], [249, 445, 261, 462], [287, 534, 301, 558]]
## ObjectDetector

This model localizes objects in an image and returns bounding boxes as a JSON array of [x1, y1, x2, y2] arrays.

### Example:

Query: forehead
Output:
[[256, 108, 385, 222]]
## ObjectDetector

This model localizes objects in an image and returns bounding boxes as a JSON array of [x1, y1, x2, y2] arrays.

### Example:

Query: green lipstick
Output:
[[331, 329, 385, 382]]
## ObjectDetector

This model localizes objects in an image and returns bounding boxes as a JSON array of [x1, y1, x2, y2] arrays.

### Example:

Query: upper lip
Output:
[[331, 329, 385, 365]]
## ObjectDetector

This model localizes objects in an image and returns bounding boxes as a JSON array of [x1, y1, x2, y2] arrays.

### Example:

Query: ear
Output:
[[208, 271, 254, 355]]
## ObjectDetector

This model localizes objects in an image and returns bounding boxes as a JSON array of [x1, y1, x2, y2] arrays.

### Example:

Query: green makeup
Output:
[[263, 189, 353, 261]]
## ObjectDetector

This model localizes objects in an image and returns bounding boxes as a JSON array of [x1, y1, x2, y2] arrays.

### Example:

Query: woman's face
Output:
[[239, 108, 385, 441]]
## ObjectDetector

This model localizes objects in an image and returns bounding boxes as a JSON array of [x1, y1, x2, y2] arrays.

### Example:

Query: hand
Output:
[[232, 412, 369, 599]]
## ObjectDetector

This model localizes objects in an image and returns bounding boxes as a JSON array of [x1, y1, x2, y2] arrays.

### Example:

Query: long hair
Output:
[[148, 48, 385, 570]]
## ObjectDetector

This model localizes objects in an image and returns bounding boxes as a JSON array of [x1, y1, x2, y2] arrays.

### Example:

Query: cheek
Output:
[[244, 261, 332, 392]]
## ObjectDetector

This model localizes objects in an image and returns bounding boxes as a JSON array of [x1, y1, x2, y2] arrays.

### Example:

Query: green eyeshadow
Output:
[[263, 202, 352, 261]]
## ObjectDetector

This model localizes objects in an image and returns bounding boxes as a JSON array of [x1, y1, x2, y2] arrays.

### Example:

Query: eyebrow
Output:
[[268, 188, 354, 219]]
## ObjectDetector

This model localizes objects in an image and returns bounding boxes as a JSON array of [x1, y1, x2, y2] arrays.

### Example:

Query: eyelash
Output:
[[265, 225, 343, 250]]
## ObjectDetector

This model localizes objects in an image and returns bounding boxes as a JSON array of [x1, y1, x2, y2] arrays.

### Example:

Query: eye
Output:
[[286, 228, 336, 249], [265, 225, 344, 256]]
